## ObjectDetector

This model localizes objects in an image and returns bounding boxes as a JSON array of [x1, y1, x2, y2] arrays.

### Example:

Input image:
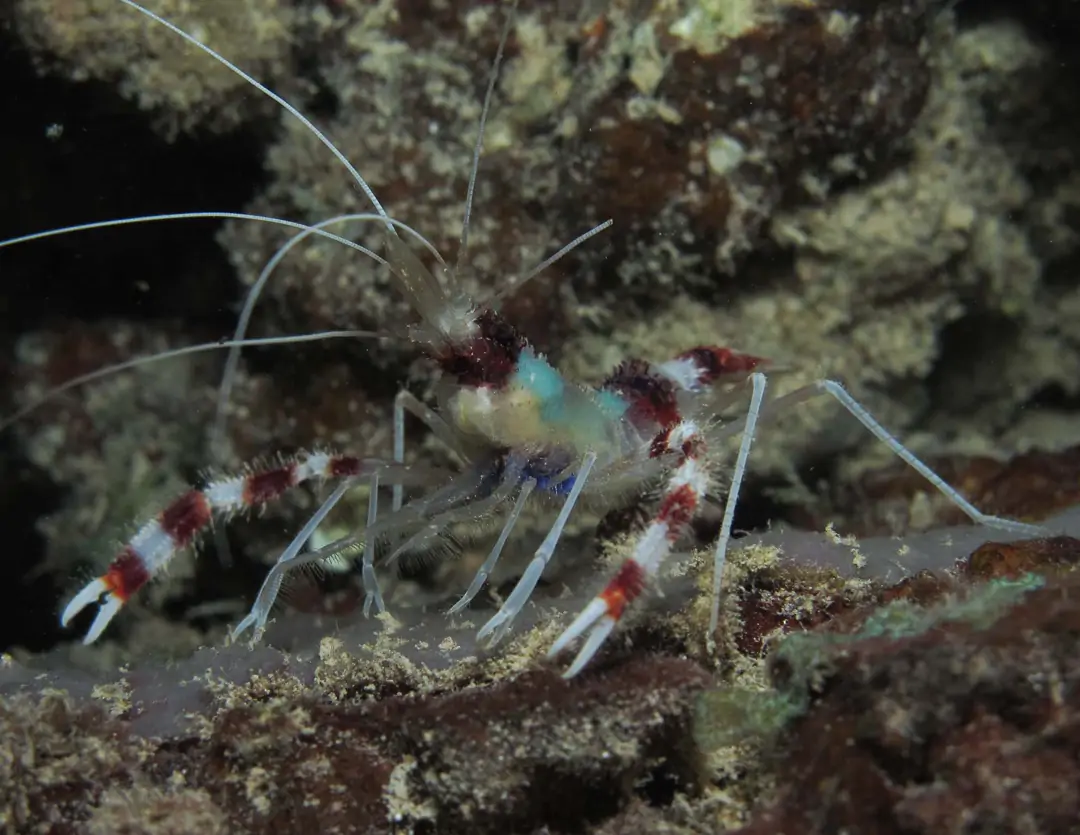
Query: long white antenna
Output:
[[211, 213, 449, 452], [0, 212, 377, 257], [456, 0, 519, 275], [115, 0, 394, 231], [1, 330, 378, 433], [489, 219, 613, 303]]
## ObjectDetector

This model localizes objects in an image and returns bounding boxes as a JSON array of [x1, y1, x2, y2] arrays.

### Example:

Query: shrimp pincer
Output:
[[4, 0, 1047, 678]]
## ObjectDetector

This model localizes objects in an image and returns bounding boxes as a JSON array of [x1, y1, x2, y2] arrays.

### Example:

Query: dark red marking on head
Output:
[[650, 427, 673, 459], [437, 309, 526, 388], [328, 455, 363, 478], [104, 546, 151, 601], [603, 359, 680, 430], [658, 483, 698, 537], [679, 346, 766, 385], [600, 559, 648, 621], [243, 464, 299, 506], [681, 434, 705, 459], [159, 490, 212, 548], [649, 423, 704, 459]]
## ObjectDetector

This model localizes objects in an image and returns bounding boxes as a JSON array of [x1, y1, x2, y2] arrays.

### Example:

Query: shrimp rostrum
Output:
[[13, 0, 1046, 678]]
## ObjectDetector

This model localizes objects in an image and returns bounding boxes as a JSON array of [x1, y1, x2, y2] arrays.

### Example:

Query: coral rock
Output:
[[741, 572, 1080, 834]]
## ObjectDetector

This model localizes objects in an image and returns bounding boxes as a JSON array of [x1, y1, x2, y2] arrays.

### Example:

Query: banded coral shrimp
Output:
[[0, 0, 1052, 675]]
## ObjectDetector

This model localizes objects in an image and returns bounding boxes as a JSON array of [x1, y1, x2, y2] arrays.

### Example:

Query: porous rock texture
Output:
[[6, 0, 1078, 647], [733, 548, 1080, 834], [4, 523, 1080, 833], [0, 630, 716, 833], [2, 0, 1080, 830], [12, 0, 297, 137]]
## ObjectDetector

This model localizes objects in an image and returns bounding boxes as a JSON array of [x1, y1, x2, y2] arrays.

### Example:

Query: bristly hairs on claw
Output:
[[0, 0, 1048, 677]]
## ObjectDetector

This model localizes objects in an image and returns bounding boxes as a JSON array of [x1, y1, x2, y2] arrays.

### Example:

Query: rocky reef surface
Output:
[[4, 508, 1080, 834], [1, 0, 1079, 831]]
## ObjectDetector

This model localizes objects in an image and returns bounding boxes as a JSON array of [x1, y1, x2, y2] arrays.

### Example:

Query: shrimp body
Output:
[[405, 282, 777, 672], [10, 0, 1047, 678], [449, 349, 636, 459]]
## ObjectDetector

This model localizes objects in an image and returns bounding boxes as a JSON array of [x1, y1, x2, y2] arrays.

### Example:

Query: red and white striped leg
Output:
[[657, 345, 767, 393], [548, 420, 709, 677], [61, 451, 374, 643]]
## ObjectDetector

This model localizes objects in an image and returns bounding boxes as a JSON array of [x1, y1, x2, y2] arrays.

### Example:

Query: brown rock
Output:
[[738, 572, 1080, 834], [961, 535, 1080, 581], [837, 446, 1080, 534], [0, 653, 711, 834]]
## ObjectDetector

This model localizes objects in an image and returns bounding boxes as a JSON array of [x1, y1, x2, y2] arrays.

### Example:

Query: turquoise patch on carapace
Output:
[[514, 351, 566, 419], [594, 388, 629, 419]]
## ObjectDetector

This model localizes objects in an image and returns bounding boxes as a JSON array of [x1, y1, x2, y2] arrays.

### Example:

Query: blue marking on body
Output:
[[522, 464, 577, 496], [547, 473, 577, 495], [513, 351, 566, 421], [514, 351, 632, 432]]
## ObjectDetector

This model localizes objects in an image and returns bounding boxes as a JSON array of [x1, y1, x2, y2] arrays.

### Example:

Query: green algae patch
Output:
[[693, 687, 804, 751]]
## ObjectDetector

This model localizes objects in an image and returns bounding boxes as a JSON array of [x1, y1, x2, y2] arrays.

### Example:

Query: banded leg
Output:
[[543, 347, 763, 675], [657, 345, 767, 393], [664, 348, 1046, 540], [232, 465, 415, 641], [659, 350, 1045, 638], [548, 418, 714, 677], [62, 451, 382, 643]]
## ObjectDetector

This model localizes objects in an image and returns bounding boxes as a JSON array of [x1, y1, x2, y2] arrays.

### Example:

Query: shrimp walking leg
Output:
[[63, 452, 396, 644], [232, 463, 490, 641], [360, 472, 384, 617], [477, 452, 599, 647], [812, 380, 1046, 536], [449, 478, 537, 614], [547, 415, 716, 677], [701, 375, 1046, 650], [231, 477, 359, 642], [706, 372, 767, 643]]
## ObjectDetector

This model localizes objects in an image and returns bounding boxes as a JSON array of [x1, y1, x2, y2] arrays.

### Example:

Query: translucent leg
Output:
[[393, 389, 466, 512], [477, 452, 598, 647], [231, 478, 355, 642], [231, 460, 496, 642], [383, 470, 520, 566], [705, 375, 1048, 652], [814, 380, 1046, 537], [708, 372, 767, 648], [449, 478, 537, 614], [274, 465, 493, 621], [361, 471, 384, 617], [393, 393, 405, 513]]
